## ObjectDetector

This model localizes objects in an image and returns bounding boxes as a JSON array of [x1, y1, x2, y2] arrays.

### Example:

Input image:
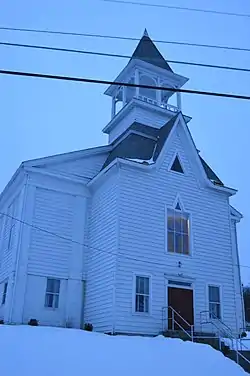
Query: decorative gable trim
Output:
[[154, 113, 237, 196], [172, 194, 185, 212]]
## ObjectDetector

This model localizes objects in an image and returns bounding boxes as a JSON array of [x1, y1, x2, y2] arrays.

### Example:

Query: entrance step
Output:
[[163, 330, 225, 351]]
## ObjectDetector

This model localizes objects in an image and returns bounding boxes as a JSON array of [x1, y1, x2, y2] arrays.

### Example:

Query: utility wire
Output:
[[1, 41, 250, 74], [102, 0, 250, 18], [1, 210, 249, 271], [1, 69, 250, 101], [1, 26, 250, 53]]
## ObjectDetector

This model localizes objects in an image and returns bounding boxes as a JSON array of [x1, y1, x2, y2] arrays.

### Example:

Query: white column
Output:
[[122, 86, 127, 106], [135, 69, 139, 98], [177, 92, 182, 111], [111, 96, 116, 118]]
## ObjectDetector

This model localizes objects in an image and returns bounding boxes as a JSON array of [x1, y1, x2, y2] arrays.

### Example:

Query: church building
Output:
[[0, 30, 244, 336]]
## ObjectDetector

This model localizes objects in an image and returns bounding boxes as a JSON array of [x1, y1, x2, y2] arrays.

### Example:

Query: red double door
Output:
[[168, 287, 194, 330]]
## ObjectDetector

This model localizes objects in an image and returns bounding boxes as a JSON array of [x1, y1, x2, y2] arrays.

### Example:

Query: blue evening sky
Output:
[[1, 0, 250, 281]]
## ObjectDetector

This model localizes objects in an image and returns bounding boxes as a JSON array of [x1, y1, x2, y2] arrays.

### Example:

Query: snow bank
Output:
[[0, 325, 246, 376]]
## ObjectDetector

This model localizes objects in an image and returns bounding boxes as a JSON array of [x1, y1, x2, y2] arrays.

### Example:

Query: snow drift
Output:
[[0, 325, 246, 375]]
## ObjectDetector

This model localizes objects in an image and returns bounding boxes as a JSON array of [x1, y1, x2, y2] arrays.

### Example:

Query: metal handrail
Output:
[[162, 306, 194, 342], [200, 310, 250, 367], [168, 306, 193, 328], [200, 310, 233, 335]]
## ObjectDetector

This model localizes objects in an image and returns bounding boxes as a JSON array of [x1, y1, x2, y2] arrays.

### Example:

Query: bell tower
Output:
[[103, 29, 190, 144]]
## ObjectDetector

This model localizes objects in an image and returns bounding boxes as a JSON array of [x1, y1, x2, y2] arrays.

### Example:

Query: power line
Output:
[[102, 0, 250, 18], [1, 69, 250, 101], [1, 26, 250, 53], [2, 41, 250, 74], [1, 210, 249, 271]]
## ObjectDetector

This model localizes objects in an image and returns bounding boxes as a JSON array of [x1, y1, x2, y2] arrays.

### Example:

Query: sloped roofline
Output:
[[153, 113, 237, 195], [93, 113, 237, 196], [22, 144, 112, 168]]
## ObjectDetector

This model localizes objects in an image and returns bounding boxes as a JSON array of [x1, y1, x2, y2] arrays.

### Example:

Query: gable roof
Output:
[[23, 145, 111, 168], [131, 33, 173, 72], [102, 115, 224, 186]]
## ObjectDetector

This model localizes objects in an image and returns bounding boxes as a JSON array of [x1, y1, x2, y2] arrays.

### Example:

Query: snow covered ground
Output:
[[223, 333, 250, 350], [0, 325, 247, 375]]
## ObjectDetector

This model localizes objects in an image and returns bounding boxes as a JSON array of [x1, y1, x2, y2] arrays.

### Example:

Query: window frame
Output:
[[133, 274, 152, 315], [166, 205, 192, 256], [207, 284, 222, 320], [44, 278, 61, 309], [1, 282, 8, 305]]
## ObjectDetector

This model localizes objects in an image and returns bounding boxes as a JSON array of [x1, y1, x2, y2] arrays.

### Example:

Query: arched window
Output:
[[139, 75, 157, 100]]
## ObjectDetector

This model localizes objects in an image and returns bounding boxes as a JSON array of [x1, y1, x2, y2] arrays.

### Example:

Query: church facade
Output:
[[0, 30, 245, 336]]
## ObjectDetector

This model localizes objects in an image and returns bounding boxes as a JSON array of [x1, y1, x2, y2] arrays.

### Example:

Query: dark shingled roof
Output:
[[102, 116, 223, 185], [103, 133, 156, 169], [199, 156, 224, 186], [131, 34, 173, 72]]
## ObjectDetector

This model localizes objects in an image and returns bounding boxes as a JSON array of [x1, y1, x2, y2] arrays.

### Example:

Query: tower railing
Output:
[[136, 95, 179, 113]]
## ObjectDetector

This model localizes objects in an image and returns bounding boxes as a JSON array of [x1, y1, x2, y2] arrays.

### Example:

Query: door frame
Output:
[[165, 276, 196, 329]]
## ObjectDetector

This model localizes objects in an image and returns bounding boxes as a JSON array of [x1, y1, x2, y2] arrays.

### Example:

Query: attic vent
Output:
[[170, 155, 183, 173]]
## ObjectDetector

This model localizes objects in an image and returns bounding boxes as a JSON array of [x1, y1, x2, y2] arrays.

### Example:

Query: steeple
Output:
[[103, 30, 190, 144], [131, 30, 173, 72]]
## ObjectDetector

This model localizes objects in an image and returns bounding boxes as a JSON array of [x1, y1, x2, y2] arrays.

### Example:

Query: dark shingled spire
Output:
[[132, 30, 173, 72]]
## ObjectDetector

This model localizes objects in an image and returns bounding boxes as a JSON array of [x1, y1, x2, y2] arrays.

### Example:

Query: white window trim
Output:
[[132, 273, 152, 316], [165, 204, 193, 257], [168, 152, 185, 175], [207, 284, 223, 320], [45, 278, 60, 310]]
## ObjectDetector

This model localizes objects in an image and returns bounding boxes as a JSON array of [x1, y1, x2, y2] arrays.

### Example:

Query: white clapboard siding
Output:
[[84, 172, 118, 332], [114, 124, 238, 335], [29, 187, 75, 277], [0, 195, 20, 282], [45, 153, 108, 180]]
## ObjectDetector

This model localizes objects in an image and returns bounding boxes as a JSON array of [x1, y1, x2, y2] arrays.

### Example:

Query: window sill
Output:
[[44, 307, 59, 311], [166, 250, 192, 257], [132, 311, 151, 317]]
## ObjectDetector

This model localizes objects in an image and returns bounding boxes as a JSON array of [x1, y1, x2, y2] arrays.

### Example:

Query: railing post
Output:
[[172, 309, 174, 331], [191, 325, 194, 342], [236, 339, 239, 364]]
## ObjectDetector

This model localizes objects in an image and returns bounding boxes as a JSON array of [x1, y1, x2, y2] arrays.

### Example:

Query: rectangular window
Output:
[[45, 278, 60, 309], [208, 285, 221, 319], [135, 276, 150, 313], [2, 282, 8, 305], [167, 209, 190, 255]]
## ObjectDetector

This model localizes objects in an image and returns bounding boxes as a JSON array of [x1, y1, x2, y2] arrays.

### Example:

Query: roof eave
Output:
[[209, 183, 237, 196], [104, 59, 188, 97], [230, 205, 243, 221], [23, 145, 112, 168]]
